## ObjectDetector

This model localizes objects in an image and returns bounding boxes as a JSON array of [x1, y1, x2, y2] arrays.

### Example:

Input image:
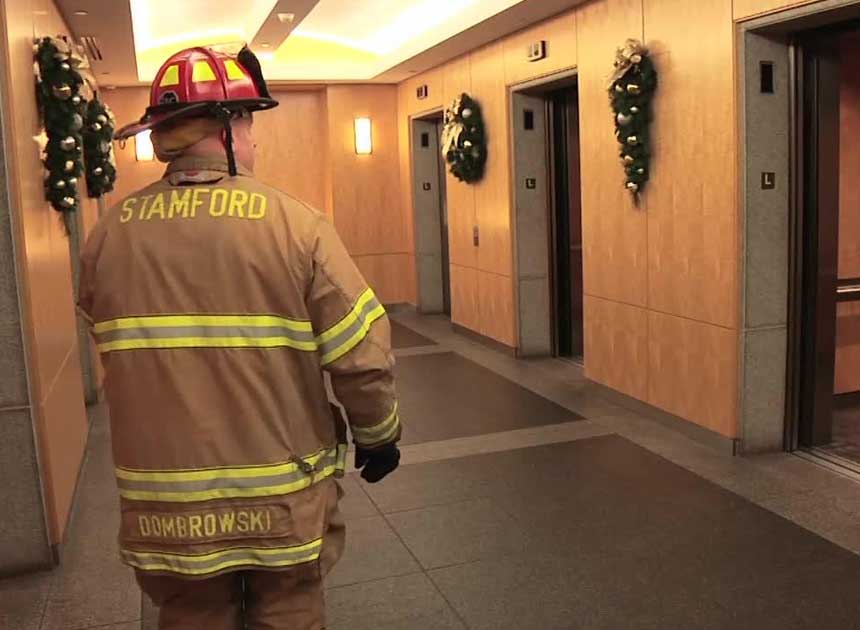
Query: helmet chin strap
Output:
[[212, 104, 238, 177]]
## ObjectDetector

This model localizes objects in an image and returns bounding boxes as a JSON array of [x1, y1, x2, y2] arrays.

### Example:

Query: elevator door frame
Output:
[[509, 68, 581, 359]]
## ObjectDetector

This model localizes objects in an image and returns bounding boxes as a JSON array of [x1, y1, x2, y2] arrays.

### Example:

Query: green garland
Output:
[[83, 97, 117, 197], [442, 93, 487, 184], [608, 39, 658, 199], [35, 37, 87, 213]]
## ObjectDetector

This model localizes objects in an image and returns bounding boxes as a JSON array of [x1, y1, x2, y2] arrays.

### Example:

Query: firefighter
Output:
[[78, 44, 402, 630]]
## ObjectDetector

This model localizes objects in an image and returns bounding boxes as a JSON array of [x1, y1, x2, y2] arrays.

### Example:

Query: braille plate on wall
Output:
[[526, 178, 537, 189], [527, 40, 547, 62], [760, 62, 774, 94], [524, 109, 535, 130]]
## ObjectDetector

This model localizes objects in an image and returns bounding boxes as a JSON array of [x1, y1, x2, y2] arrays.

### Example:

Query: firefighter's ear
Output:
[[238, 46, 271, 99]]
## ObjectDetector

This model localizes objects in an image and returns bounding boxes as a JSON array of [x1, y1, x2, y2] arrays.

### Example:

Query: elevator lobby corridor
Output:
[[2, 314, 859, 630]]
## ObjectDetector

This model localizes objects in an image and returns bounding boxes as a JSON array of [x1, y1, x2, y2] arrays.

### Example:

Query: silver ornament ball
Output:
[[626, 182, 640, 193], [64, 160, 75, 172], [93, 167, 104, 176], [61, 62, 70, 71], [60, 136, 76, 151], [616, 112, 634, 126], [67, 177, 78, 186], [462, 108, 473, 119], [96, 114, 108, 124], [71, 114, 83, 131], [53, 180, 66, 189], [71, 95, 82, 106], [91, 122, 102, 132], [626, 135, 639, 146], [630, 106, 640, 114], [626, 84, 642, 95], [60, 196, 76, 208]]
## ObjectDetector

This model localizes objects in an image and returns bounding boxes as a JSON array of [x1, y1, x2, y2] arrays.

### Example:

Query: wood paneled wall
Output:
[[733, 0, 823, 20], [397, 0, 741, 436], [105, 85, 413, 305], [325, 85, 414, 304], [836, 39, 860, 394], [0, 0, 90, 544]]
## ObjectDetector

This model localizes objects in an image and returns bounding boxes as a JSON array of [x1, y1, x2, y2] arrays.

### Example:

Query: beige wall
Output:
[[0, 0, 91, 546], [733, 0, 823, 20], [104, 85, 413, 305], [397, 0, 740, 437]]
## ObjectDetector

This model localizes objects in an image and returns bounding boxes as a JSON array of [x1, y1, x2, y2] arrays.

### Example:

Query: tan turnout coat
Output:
[[79, 155, 400, 579]]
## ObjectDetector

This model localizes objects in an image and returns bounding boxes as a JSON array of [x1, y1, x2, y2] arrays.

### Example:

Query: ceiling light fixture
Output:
[[261, 42, 271, 48], [277, 13, 295, 24], [73, 10, 89, 16]]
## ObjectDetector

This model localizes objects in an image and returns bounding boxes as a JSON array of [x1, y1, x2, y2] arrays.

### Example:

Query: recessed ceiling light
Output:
[[277, 13, 295, 24], [261, 42, 271, 48], [73, 10, 88, 16]]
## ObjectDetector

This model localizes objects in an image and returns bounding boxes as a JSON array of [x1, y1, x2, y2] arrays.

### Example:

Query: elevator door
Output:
[[794, 28, 860, 466], [549, 86, 584, 359]]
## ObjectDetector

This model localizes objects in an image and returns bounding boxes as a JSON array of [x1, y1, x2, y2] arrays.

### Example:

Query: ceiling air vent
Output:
[[80, 36, 103, 62]]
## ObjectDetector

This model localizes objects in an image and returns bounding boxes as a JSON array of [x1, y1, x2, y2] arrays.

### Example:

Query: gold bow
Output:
[[607, 39, 649, 88]]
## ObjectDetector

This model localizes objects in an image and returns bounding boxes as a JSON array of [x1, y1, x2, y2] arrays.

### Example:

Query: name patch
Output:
[[119, 188, 268, 223], [135, 509, 274, 542]]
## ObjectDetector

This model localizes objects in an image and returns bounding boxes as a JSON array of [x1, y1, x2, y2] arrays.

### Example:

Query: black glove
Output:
[[355, 442, 400, 483]]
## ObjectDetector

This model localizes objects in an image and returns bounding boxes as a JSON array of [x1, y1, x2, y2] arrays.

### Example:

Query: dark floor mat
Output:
[[390, 321, 437, 349], [394, 352, 583, 444], [364, 435, 860, 630]]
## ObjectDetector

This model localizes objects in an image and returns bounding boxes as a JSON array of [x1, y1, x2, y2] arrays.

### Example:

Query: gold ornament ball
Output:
[[623, 155, 635, 165], [96, 114, 108, 124], [60, 196, 76, 208], [616, 112, 634, 126], [626, 135, 639, 146], [67, 177, 78, 186], [630, 54, 643, 64], [52, 84, 72, 100], [71, 95, 82, 106], [636, 168, 645, 175], [92, 122, 102, 132], [462, 108, 473, 119], [93, 167, 104, 176], [61, 62, 70, 71], [64, 160, 75, 172], [630, 106, 640, 114], [60, 136, 76, 151], [53, 180, 66, 189], [626, 182, 640, 193], [614, 84, 624, 94], [627, 84, 642, 95]]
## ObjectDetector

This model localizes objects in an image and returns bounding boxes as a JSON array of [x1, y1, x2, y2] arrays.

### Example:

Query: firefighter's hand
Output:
[[354, 443, 400, 483]]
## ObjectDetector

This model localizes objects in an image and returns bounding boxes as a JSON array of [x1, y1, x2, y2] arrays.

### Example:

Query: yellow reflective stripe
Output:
[[159, 64, 180, 87], [352, 403, 400, 444], [192, 61, 217, 82], [98, 336, 318, 353], [118, 463, 339, 503], [224, 59, 245, 80], [122, 539, 322, 576], [320, 303, 386, 366], [317, 289, 376, 344], [95, 314, 312, 334], [116, 448, 331, 482]]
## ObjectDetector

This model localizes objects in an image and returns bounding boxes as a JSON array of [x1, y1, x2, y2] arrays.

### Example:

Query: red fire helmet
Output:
[[116, 44, 278, 141]]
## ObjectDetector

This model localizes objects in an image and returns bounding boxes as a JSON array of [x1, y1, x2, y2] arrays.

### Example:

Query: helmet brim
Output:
[[115, 97, 279, 140]]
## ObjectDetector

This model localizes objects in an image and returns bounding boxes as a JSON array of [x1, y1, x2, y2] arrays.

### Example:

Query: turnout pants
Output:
[[138, 568, 325, 630]]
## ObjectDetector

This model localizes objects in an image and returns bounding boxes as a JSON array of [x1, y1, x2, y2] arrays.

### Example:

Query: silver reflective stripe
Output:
[[122, 539, 323, 576], [117, 451, 338, 495], [317, 293, 385, 364], [98, 325, 317, 344], [116, 449, 340, 503], [351, 404, 400, 446]]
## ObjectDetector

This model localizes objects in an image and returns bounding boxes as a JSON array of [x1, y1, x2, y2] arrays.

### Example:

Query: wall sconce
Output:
[[135, 130, 154, 162], [354, 118, 372, 155]]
